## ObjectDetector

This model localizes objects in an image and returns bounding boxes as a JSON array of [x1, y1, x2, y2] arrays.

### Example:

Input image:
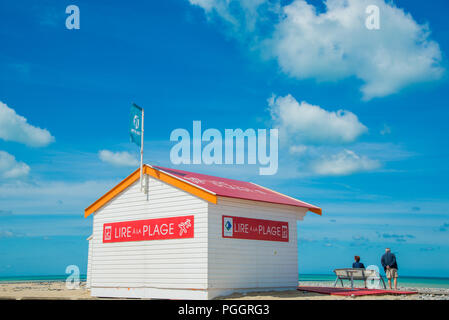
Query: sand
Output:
[[0, 281, 448, 300], [0, 281, 92, 300]]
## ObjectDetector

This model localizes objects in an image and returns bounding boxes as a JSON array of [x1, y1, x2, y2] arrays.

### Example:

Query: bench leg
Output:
[[381, 276, 387, 289], [334, 277, 339, 287], [351, 275, 354, 290]]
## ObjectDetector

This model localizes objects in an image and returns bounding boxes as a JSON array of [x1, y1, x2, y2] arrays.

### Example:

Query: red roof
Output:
[[152, 165, 322, 215]]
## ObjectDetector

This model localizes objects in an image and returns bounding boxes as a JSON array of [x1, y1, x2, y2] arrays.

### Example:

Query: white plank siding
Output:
[[86, 237, 93, 288], [90, 176, 209, 296], [207, 197, 307, 296]]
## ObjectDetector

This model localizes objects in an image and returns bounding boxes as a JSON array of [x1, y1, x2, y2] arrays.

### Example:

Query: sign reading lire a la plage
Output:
[[222, 215, 289, 242], [103, 215, 194, 243]]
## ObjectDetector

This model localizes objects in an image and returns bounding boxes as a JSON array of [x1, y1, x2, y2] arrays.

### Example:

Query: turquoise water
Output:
[[0, 275, 86, 283], [299, 274, 449, 289], [1, 274, 448, 289]]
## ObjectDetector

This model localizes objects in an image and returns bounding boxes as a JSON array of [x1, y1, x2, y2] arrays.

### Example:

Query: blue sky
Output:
[[1, 0, 448, 277]]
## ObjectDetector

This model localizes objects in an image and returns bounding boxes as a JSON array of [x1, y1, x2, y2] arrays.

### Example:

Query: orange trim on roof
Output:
[[84, 168, 141, 218], [144, 166, 217, 205], [308, 207, 322, 215], [84, 165, 217, 218], [84, 165, 321, 218]]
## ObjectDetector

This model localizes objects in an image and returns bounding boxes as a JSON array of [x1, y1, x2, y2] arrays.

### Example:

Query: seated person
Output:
[[352, 256, 365, 269]]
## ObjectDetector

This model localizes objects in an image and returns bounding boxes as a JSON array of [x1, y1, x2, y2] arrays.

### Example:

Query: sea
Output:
[[0, 274, 448, 289], [0, 275, 87, 283], [298, 274, 449, 289]]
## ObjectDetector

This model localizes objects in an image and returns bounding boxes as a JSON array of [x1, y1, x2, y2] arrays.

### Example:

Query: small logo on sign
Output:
[[282, 225, 288, 239], [223, 217, 233, 237], [133, 115, 140, 130], [104, 226, 112, 240], [178, 218, 192, 236]]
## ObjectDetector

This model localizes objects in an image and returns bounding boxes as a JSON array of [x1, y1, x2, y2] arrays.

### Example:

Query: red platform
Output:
[[297, 286, 417, 296]]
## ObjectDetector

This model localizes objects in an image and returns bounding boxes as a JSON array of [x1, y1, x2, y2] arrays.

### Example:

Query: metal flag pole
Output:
[[140, 108, 144, 192]]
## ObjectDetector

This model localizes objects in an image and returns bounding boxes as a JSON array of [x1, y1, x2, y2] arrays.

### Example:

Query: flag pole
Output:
[[140, 108, 144, 192]]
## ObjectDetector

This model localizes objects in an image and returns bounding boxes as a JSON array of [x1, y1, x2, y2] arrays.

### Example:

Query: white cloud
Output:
[[0, 179, 118, 215], [266, 94, 382, 176], [380, 124, 392, 135], [274, 142, 413, 178], [269, 94, 367, 144], [0, 101, 55, 147], [289, 144, 307, 155], [311, 149, 380, 176], [0, 151, 30, 179], [190, 0, 215, 11], [0, 230, 14, 238], [99, 150, 139, 167], [189, 0, 272, 34], [189, 0, 444, 99]]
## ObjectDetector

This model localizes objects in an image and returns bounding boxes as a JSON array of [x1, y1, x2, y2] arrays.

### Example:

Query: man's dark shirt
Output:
[[352, 262, 365, 268], [381, 252, 398, 271]]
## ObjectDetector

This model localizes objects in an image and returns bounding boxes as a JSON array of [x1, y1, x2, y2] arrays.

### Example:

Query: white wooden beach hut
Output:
[[84, 164, 322, 299]]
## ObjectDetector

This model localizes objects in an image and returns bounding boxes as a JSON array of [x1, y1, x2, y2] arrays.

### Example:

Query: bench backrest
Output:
[[333, 268, 378, 280]]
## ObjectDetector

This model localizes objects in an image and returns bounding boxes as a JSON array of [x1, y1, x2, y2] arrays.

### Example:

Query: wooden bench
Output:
[[333, 268, 386, 289]]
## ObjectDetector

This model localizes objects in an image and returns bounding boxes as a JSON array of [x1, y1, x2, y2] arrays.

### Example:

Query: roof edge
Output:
[[84, 165, 218, 218], [84, 168, 141, 218], [249, 182, 322, 215], [84, 165, 321, 218]]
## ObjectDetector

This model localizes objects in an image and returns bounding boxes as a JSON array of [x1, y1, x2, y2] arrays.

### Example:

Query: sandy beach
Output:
[[0, 281, 448, 300]]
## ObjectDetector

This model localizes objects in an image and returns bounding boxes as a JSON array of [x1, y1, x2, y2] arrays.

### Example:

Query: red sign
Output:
[[222, 215, 289, 242], [103, 215, 194, 243]]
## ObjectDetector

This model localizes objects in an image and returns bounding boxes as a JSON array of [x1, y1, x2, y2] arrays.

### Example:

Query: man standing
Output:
[[381, 248, 398, 290]]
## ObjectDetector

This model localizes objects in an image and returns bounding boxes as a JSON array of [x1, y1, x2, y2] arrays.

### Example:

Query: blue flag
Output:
[[130, 103, 143, 147]]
